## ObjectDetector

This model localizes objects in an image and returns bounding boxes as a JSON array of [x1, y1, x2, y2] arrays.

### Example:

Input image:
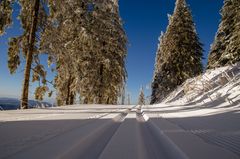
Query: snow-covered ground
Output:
[[0, 103, 239, 159], [163, 62, 240, 107], [0, 64, 239, 159]]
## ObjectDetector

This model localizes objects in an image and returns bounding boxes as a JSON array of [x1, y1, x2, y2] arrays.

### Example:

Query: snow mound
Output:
[[163, 62, 240, 107]]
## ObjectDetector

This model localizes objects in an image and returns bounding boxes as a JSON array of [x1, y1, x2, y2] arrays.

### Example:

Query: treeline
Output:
[[0, 0, 127, 108], [151, 0, 240, 104]]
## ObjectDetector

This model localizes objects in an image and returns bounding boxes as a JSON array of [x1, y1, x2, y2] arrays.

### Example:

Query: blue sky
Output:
[[0, 0, 223, 104]]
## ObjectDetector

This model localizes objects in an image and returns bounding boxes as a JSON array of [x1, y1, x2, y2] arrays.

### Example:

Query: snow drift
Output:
[[162, 62, 240, 107]]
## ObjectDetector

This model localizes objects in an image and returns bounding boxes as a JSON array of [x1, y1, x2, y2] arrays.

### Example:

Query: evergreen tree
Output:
[[151, 0, 203, 103], [0, 0, 13, 73], [0, 0, 13, 35], [150, 32, 164, 104], [220, 0, 240, 66], [7, 0, 49, 109], [127, 93, 131, 105], [79, 0, 127, 105], [207, 0, 239, 68], [83, 0, 128, 105], [20, 0, 41, 109], [138, 87, 145, 105], [41, 0, 80, 106], [41, 0, 127, 105]]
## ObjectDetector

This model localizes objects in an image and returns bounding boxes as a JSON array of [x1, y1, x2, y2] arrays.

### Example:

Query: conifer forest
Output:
[[0, 0, 240, 159], [0, 0, 239, 107]]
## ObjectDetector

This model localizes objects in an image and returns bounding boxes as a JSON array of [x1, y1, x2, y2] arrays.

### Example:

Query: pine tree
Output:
[[80, 0, 127, 105], [20, 0, 40, 109], [41, 0, 127, 105], [151, 0, 203, 103], [138, 87, 145, 105], [0, 0, 13, 35], [41, 0, 80, 106], [220, 0, 240, 66], [7, 0, 49, 109], [207, 0, 239, 68], [127, 93, 131, 105], [76, 0, 127, 105], [150, 32, 165, 104]]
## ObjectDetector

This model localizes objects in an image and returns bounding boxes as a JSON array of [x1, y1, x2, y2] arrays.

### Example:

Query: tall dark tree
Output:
[[150, 32, 164, 104], [80, 0, 127, 105], [40, 0, 80, 106], [151, 0, 203, 103], [41, 0, 127, 105], [20, 0, 40, 109], [7, 0, 49, 109], [207, 0, 240, 68]]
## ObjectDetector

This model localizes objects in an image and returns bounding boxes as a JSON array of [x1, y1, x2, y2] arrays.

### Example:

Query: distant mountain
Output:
[[0, 97, 54, 110]]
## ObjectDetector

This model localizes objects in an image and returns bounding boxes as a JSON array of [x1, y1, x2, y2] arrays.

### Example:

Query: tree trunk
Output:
[[66, 75, 71, 105], [121, 85, 125, 105], [20, 0, 40, 109], [98, 64, 104, 104], [66, 74, 75, 105], [69, 92, 75, 105]]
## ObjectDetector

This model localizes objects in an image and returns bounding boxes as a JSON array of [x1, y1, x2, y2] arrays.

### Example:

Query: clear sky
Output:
[[0, 0, 223, 104]]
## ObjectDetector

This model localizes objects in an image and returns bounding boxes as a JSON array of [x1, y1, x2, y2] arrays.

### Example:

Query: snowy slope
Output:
[[141, 63, 240, 158], [163, 62, 240, 107]]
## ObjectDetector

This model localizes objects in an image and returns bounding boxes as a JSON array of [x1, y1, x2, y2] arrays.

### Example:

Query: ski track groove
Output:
[[59, 107, 134, 159], [1, 105, 239, 159], [1, 107, 133, 159], [162, 116, 240, 158], [190, 129, 240, 156], [96, 108, 134, 159], [136, 108, 189, 159]]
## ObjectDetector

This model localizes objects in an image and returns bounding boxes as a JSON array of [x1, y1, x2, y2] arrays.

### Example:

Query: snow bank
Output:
[[163, 62, 240, 107]]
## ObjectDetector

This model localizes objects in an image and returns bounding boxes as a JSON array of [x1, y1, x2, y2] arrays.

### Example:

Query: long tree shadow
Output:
[[150, 109, 240, 157]]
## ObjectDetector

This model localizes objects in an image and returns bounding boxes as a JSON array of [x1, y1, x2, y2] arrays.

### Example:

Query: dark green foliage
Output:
[[138, 87, 145, 105], [8, 37, 20, 74], [42, 0, 127, 105], [208, 0, 240, 68], [151, 0, 203, 104], [151, 32, 164, 104], [0, 0, 13, 35]]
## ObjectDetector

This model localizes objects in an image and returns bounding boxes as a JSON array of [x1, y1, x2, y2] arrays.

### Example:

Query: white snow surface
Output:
[[0, 64, 240, 159], [0, 103, 239, 159], [163, 62, 240, 107]]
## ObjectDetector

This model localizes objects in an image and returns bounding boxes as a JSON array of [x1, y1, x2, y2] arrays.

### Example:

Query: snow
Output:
[[163, 62, 240, 107], [0, 65, 240, 159], [0, 102, 239, 159]]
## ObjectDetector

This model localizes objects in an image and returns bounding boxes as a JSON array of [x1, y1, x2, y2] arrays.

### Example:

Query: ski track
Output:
[[162, 115, 240, 157], [190, 129, 240, 156], [0, 105, 239, 159], [0, 106, 135, 159]]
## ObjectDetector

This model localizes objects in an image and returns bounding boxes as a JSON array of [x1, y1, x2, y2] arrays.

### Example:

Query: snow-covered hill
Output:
[[163, 62, 240, 107]]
